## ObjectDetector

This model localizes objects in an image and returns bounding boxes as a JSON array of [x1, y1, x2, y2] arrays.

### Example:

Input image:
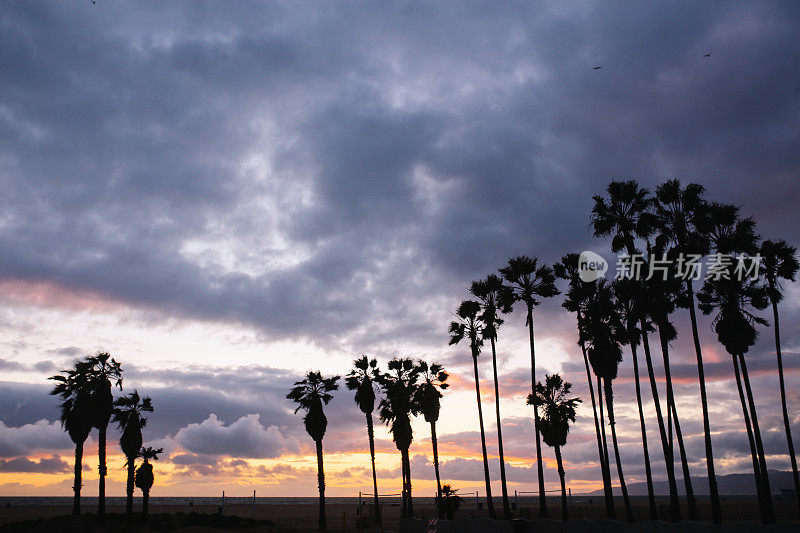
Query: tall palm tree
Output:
[[591, 180, 683, 521], [581, 280, 633, 522], [471, 273, 515, 519], [135, 446, 163, 522], [449, 300, 496, 519], [554, 255, 615, 519], [760, 238, 800, 510], [49, 360, 94, 516], [287, 371, 341, 530], [112, 389, 153, 519], [499, 256, 559, 518], [613, 278, 657, 520], [528, 373, 581, 522], [654, 179, 721, 523], [377, 358, 419, 518], [345, 355, 382, 522], [86, 351, 123, 518], [413, 360, 449, 511]]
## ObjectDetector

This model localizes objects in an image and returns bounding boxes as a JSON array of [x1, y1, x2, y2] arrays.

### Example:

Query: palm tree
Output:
[[449, 300, 497, 518], [554, 254, 615, 519], [112, 389, 153, 519], [471, 273, 515, 519], [377, 358, 420, 518], [345, 355, 382, 522], [591, 180, 683, 521], [49, 360, 94, 516], [613, 278, 657, 520], [581, 280, 633, 522], [436, 484, 464, 520], [86, 351, 123, 517], [528, 373, 581, 522], [654, 179, 721, 523], [135, 446, 163, 522], [413, 360, 449, 510], [499, 256, 559, 518], [760, 238, 800, 510], [287, 371, 341, 530]]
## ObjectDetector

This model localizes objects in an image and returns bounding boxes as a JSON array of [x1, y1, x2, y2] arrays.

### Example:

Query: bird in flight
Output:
[[593, 66, 602, 70], [704, 52, 711, 58]]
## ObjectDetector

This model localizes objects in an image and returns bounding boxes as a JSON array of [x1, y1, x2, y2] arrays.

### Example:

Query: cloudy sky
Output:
[[1, 1, 799, 499]]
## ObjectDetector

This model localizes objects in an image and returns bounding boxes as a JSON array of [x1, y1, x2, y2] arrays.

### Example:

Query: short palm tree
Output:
[[49, 360, 94, 516], [413, 360, 449, 509], [449, 300, 496, 519], [760, 238, 800, 510], [287, 371, 341, 530], [112, 389, 153, 519], [499, 256, 559, 518], [613, 278, 657, 520], [345, 356, 381, 523], [528, 373, 581, 521], [134, 446, 163, 522], [377, 358, 419, 518], [436, 484, 464, 520], [654, 179, 720, 523], [86, 351, 123, 517], [471, 273, 515, 519], [554, 255, 614, 519], [581, 280, 633, 522]]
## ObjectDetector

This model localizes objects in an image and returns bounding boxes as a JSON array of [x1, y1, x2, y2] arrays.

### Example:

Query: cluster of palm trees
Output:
[[49, 351, 162, 523], [288, 178, 798, 529]]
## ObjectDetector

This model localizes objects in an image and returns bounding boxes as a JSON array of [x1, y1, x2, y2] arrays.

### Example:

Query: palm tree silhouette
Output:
[[581, 279, 633, 522], [760, 238, 800, 511], [654, 179, 721, 523], [697, 202, 774, 524], [345, 355, 382, 523], [414, 360, 449, 513], [377, 358, 419, 518], [528, 373, 581, 521], [49, 360, 94, 516], [112, 389, 153, 519], [555, 255, 615, 519], [591, 180, 683, 521], [449, 300, 496, 519], [86, 351, 123, 518], [287, 371, 341, 530], [613, 278, 657, 520], [135, 446, 163, 522], [471, 273, 515, 519], [499, 256, 559, 518]]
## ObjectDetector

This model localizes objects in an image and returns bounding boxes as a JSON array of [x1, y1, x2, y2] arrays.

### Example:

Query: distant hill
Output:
[[586, 470, 796, 496]]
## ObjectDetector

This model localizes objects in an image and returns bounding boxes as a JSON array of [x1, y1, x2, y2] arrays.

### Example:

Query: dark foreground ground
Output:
[[0, 497, 798, 532]]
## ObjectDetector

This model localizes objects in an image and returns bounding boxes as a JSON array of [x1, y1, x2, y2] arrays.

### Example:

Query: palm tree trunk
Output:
[[739, 354, 775, 524], [430, 421, 442, 509], [489, 336, 512, 519], [554, 445, 567, 522], [402, 448, 414, 517], [126, 457, 135, 518], [658, 326, 698, 520], [581, 340, 614, 519], [316, 439, 326, 530], [366, 413, 381, 522], [400, 451, 408, 518], [631, 344, 657, 520], [98, 424, 107, 517], [732, 353, 766, 521], [526, 306, 547, 518], [72, 441, 83, 516], [597, 375, 615, 520], [604, 378, 633, 523], [686, 281, 722, 524], [471, 352, 496, 519], [143, 489, 149, 522], [771, 295, 800, 512], [641, 328, 681, 521]]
